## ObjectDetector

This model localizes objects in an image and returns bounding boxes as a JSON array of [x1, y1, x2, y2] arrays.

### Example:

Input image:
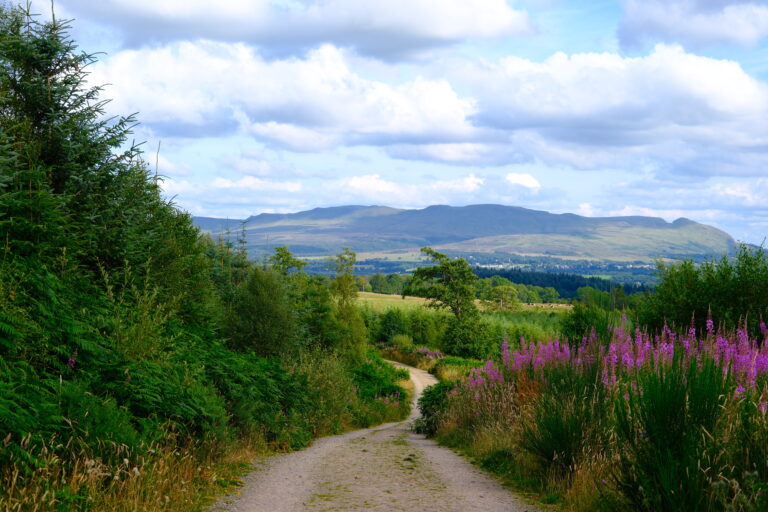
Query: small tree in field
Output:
[[481, 285, 520, 312], [406, 247, 479, 322], [406, 248, 486, 357]]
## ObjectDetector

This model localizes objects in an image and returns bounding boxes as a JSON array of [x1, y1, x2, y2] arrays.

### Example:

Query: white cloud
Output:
[[577, 203, 595, 217], [505, 173, 541, 189], [597, 175, 768, 243], [327, 173, 485, 205], [457, 44, 768, 175], [91, 43, 477, 150], [230, 157, 274, 177], [163, 176, 302, 197], [56, 0, 531, 58], [92, 40, 768, 175], [211, 176, 303, 193], [386, 143, 527, 165], [711, 179, 768, 207], [620, 0, 768, 48]]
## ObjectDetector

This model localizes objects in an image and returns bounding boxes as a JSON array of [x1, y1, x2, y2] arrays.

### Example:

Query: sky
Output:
[[30, 0, 768, 244]]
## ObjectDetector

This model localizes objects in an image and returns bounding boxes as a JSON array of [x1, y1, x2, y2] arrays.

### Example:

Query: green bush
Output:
[[613, 355, 727, 511], [414, 381, 455, 436], [560, 303, 619, 344], [390, 333, 413, 350], [353, 358, 408, 401], [378, 308, 409, 342], [406, 308, 445, 347], [225, 267, 298, 357], [638, 245, 768, 336]]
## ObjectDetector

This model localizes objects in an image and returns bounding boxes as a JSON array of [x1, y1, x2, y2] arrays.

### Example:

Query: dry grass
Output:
[[0, 435, 268, 512]]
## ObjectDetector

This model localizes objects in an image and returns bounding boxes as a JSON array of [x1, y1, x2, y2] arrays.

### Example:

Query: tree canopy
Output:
[[405, 247, 479, 323]]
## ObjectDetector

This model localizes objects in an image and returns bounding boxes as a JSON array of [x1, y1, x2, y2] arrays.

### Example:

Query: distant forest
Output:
[[473, 267, 650, 299]]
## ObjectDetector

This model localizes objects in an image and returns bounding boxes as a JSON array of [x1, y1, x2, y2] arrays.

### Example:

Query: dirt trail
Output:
[[212, 362, 537, 512]]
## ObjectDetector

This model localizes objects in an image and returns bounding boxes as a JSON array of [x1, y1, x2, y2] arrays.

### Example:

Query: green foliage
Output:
[[377, 308, 409, 342], [520, 393, 588, 476], [390, 334, 413, 351], [330, 247, 359, 309], [293, 349, 358, 436], [406, 247, 479, 323], [577, 285, 635, 311], [330, 248, 368, 363], [352, 357, 408, 402], [269, 245, 306, 276], [560, 303, 619, 344], [406, 248, 488, 357], [613, 356, 727, 511], [366, 273, 409, 295], [639, 244, 768, 335], [430, 356, 485, 380], [405, 308, 445, 347], [224, 267, 298, 357], [414, 381, 455, 436], [518, 363, 605, 477], [0, 7, 413, 508], [479, 282, 521, 312]]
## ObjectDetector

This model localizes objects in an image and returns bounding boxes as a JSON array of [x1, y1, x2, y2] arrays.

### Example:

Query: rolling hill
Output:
[[192, 204, 737, 267]]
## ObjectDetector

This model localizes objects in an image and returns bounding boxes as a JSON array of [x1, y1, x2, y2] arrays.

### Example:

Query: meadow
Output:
[[357, 291, 429, 311]]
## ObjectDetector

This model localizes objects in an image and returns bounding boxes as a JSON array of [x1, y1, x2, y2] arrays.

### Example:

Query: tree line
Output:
[[0, 6, 407, 509]]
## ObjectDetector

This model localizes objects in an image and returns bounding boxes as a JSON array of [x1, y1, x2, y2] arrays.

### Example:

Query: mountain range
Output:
[[193, 204, 737, 266]]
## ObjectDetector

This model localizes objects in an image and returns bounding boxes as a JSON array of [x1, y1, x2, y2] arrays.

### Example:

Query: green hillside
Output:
[[193, 204, 737, 264]]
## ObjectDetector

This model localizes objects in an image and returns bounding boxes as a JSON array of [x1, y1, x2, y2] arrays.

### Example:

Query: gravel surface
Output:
[[211, 362, 538, 512]]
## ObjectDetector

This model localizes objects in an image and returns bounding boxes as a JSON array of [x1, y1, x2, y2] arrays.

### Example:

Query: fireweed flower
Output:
[[463, 318, 768, 398], [67, 349, 78, 370]]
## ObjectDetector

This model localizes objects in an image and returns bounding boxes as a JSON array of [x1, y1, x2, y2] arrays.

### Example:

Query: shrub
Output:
[[225, 267, 298, 357], [390, 333, 413, 350], [414, 381, 455, 436], [639, 245, 768, 336], [378, 308, 409, 342], [406, 308, 445, 347]]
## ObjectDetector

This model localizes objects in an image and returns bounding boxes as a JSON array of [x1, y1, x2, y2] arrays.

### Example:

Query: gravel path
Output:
[[211, 362, 537, 512]]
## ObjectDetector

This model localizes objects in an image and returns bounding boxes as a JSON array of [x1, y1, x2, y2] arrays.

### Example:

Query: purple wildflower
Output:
[[67, 350, 78, 370]]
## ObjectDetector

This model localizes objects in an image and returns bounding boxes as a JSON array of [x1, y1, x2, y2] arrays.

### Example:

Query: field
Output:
[[357, 291, 571, 313], [357, 291, 429, 311]]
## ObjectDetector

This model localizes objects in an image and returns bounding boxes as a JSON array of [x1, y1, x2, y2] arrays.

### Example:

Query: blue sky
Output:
[[33, 0, 768, 243]]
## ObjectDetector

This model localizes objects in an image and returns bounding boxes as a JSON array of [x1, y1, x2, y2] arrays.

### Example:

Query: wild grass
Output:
[[422, 322, 768, 511], [0, 434, 265, 512]]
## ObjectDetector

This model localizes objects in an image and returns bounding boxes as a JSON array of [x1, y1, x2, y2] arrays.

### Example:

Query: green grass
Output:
[[357, 292, 428, 312]]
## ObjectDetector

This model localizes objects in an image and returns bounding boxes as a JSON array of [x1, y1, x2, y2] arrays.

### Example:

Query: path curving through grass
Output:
[[212, 362, 537, 512]]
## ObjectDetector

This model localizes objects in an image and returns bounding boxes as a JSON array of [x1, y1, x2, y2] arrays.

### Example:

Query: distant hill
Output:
[[193, 204, 737, 267]]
